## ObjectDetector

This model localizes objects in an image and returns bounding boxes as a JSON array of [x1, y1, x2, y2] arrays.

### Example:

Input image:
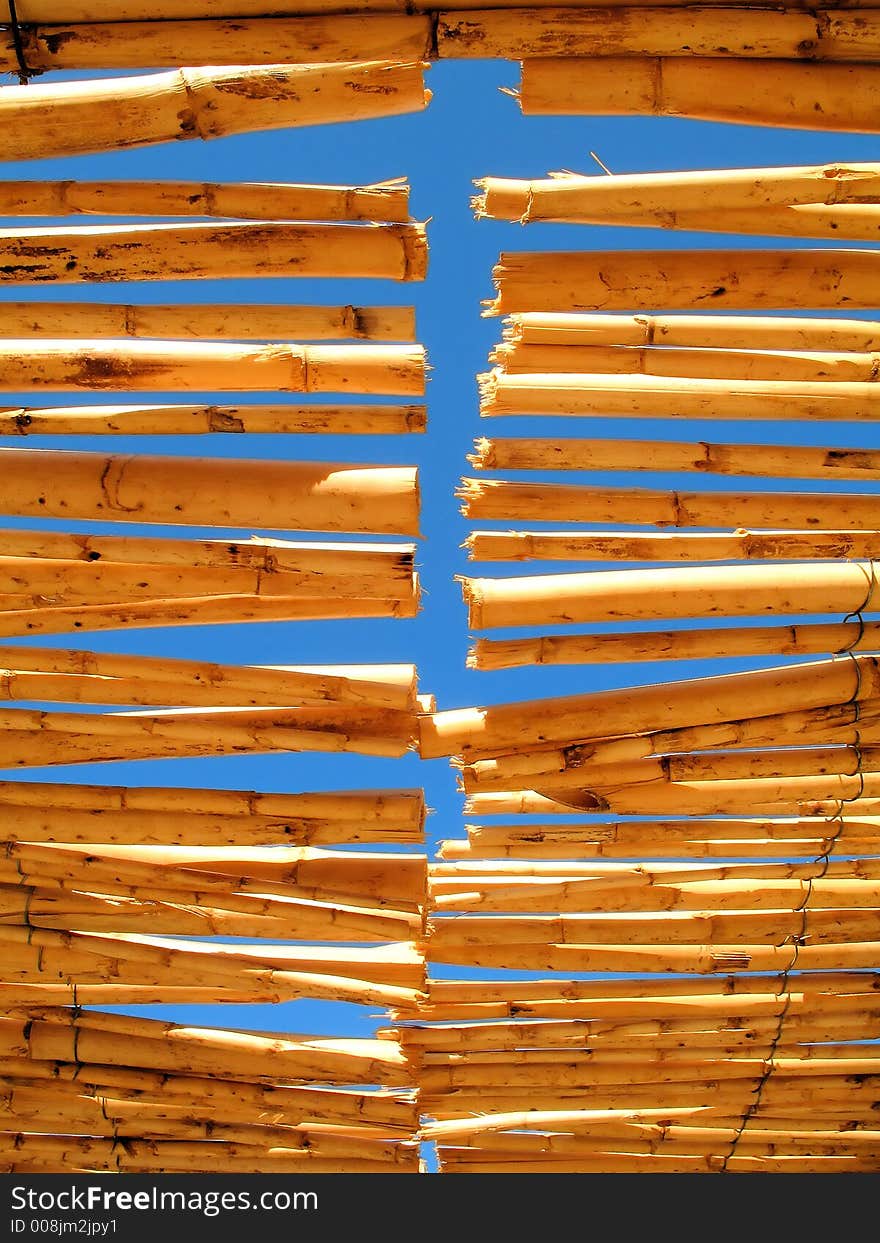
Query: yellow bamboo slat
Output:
[[465, 529, 880, 563], [0, 402, 427, 435], [518, 57, 880, 133]]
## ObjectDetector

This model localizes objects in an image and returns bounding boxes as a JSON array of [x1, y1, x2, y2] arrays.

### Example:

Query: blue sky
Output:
[[1, 58, 878, 1041]]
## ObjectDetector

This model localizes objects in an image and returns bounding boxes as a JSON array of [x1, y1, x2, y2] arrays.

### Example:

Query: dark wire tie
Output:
[[6, 0, 30, 85]]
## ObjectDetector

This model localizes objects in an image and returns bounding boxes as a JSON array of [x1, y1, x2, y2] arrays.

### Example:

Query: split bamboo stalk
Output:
[[0, 647, 419, 710], [466, 773, 880, 817], [465, 529, 880, 563], [15, 0, 880, 16], [460, 561, 880, 629], [434, 1154, 877, 1174], [454, 812, 880, 842], [0, 403, 427, 436], [439, 835, 880, 860], [0, 341, 425, 395], [470, 436, 880, 481], [469, 619, 880, 669], [493, 341, 880, 382], [0, 450, 420, 535], [0, 16, 433, 72], [0, 179, 411, 223], [0, 63, 430, 163], [435, 9, 880, 60], [0, 702, 418, 766], [480, 372, 880, 420], [0, 221, 427, 283], [0, 303, 416, 342], [505, 312, 880, 352], [518, 57, 880, 134], [419, 655, 880, 759], [474, 163, 880, 240], [459, 477, 880, 529], [487, 249, 880, 314]]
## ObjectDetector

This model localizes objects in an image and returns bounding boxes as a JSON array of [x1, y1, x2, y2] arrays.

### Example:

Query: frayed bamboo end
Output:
[[455, 476, 486, 518], [465, 647, 479, 671], [467, 437, 494, 471], [401, 223, 429, 282], [477, 368, 499, 414], [501, 315, 524, 345], [456, 575, 483, 629], [471, 182, 489, 221]]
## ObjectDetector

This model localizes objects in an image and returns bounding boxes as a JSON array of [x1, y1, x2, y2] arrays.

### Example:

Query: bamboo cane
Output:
[[0, 341, 425, 394], [436, 8, 880, 60], [470, 436, 880, 480], [0, 303, 416, 342], [0, 179, 411, 223], [0, 647, 419, 710], [518, 57, 880, 133], [459, 477, 880, 529], [465, 529, 880, 563], [0, 403, 427, 435], [480, 371, 880, 420], [459, 814, 880, 842], [487, 249, 880, 314], [0, 16, 432, 72], [0, 450, 419, 535], [461, 561, 880, 629], [15, 0, 880, 16], [469, 619, 880, 669], [420, 655, 880, 759], [0, 63, 430, 163], [494, 341, 880, 381], [475, 165, 880, 239], [0, 221, 427, 283], [505, 312, 880, 352]]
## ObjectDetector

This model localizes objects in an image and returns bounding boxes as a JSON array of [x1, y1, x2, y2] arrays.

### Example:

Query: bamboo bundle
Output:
[[419, 655, 880, 759], [474, 163, 880, 240], [435, 9, 880, 60], [0, 701, 419, 766], [471, 436, 880, 481], [0, 303, 416, 342], [493, 341, 880, 381], [505, 312, 880, 352], [0, 648, 420, 710], [479, 371, 880, 420], [0, 341, 425, 395], [486, 249, 880, 314], [518, 57, 880, 133], [0, 451, 419, 535], [0, 221, 426, 283], [0, 179, 411, 223], [469, 619, 880, 669], [460, 561, 880, 629], [0, 533, 420, 635], [465, 529, 880, 563], [0, 927, 426, 1006], [0, 403, 427, 436], [0, 780, 426, 846], [459, 478, 880, 529], [0, 63, 430, 163]]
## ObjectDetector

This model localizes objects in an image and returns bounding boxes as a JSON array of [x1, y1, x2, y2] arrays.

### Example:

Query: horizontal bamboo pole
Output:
[[465, 529, 880, 563], [16, 0, 880, 16], [455, 811, 880, 840], [0, 63, 430, 163], [0, 450, 419, 535], [0, 591, 419, 639], [0, 647, 419, 710], [471, 436, 880, 481], [468, 774, 880, 817], [461, 560, 880, 629], [436, 8, 880, 60], [0, 303, 416, 342], [518, 57, 880, 133], [420, 655, 880, 759], [470, 619, 880, 669], [0, 16, 432, 71], [435, 1154, 878, 1174], [476, 168, 880, 240], [506, 312, 880, 352], [0, 179, 411, 223], [0, 221, 427, 284], [0, 402, 427, 436], [460, 477, 880, 529], [487, 249, 880, 314], [480, 371, 879, 420], [494, 341, 880, 382], [439, 837, 880, 861], [0, 341, 425, 396]]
